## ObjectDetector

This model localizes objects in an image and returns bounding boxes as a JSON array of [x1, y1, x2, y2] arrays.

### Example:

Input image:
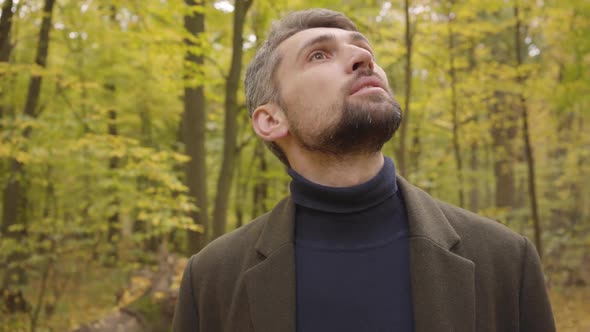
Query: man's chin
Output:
[[347, 96, 396, 113]]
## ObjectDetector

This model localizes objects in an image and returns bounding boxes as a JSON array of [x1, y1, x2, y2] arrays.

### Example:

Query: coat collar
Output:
[[397, 176, 476, 332], [397, 176, 460, 249], [253, 197, 295, 258], [247, 198, 297, 332], [245, 175, 475, 332]]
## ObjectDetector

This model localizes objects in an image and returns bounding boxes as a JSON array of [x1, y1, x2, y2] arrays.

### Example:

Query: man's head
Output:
[[245, 9, 402, 166]]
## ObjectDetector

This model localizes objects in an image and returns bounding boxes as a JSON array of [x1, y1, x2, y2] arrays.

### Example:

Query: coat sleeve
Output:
[[519, 237, 556, 332], [172, 256, 199, 332]]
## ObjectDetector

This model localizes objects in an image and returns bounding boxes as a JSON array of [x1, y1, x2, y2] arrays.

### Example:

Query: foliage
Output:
[[0, 0, 588, 330]]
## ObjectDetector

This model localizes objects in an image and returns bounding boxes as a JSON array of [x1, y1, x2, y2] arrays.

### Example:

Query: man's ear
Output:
[[252, 103, 288, 141]]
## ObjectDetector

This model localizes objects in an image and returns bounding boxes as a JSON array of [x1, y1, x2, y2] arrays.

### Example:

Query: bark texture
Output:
[[183, 0, 208, 252], [212, 0, 253, 239], [0, 0, 14, 63]]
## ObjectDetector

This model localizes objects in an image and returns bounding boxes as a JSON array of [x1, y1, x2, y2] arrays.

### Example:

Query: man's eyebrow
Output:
[[295, 32, 373, 61], [296, 33, 336, 61], [349, 31, 371, 47]]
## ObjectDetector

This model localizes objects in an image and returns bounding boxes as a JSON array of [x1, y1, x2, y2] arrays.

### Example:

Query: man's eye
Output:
[[309, 51, 328, 61]]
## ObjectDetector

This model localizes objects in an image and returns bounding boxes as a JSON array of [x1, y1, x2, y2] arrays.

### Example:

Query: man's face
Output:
[[275, 27, 402, 156]]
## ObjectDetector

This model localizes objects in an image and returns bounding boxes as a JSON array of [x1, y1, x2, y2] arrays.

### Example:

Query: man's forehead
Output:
[[277, 27, 368, 54]]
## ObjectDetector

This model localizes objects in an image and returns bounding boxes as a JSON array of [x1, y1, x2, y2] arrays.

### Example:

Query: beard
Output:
[[288, 89, 403, 156]]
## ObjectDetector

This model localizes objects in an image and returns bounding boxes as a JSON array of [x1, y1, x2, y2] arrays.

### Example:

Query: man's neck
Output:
[[288, 151, 385, 187]]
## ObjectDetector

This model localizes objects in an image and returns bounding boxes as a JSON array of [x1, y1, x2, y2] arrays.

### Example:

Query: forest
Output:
[[0, 0, 588, 331]]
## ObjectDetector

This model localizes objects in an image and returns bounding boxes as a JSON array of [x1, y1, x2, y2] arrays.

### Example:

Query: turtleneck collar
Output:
[[288, 156, 397, 213]]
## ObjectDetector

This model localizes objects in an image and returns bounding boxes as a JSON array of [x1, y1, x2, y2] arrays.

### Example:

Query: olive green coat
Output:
[[172, 176, 555, 332]]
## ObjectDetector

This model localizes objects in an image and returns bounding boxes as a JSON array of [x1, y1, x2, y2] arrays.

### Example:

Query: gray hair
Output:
[[244, 8, 358, 165]]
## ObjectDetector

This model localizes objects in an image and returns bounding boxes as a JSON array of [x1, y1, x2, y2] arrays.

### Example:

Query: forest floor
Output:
[[550, 286, 590, 331]]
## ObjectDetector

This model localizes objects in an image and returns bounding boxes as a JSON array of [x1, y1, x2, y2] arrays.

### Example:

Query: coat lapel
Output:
[[398, 176, 476, 332], [243, 177, 476, 332], [244, 198, 297, 332]]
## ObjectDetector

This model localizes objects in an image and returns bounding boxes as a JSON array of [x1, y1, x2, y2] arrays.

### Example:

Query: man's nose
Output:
[[347, 46, 374, 73]]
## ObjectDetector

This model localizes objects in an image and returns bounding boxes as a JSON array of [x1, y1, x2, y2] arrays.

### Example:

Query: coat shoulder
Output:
[[434, 199, 530, 266], [437, 200, 523, 244], [432, 198, 554, 331], [189, 210, 271, 278]]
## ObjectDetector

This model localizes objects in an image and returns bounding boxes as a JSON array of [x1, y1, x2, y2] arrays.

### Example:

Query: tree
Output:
[[446, 1, 465, 207], [0, 0, 15, 122], [396, 0, 414, 177], [513, 1, 542, 258], [1, 0, 56, 311], [183, 0, 208, 253], [212, 0, 253, 240], [105, 4, 120, 264]]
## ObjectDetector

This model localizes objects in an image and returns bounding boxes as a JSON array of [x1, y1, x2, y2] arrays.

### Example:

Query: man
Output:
[[173, 8, 555, 332]]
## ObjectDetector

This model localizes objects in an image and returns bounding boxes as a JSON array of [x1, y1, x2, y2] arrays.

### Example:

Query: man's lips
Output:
[[349, 76, 385, 96]]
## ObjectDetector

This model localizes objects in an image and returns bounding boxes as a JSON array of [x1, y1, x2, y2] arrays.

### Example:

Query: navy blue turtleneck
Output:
[[289, 157, 415, 332]]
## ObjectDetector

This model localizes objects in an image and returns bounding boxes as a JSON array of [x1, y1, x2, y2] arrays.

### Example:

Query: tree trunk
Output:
[[212, 0, 253, 240], [465, 42, 480, 213], [234, 151, 245, 228], [447, 6, 465, 207], [0, 0, 15, 211], [107, 106, 120, 262], [0, 0, 14, 121], [1, 157, 26, 291], [23, 0, 55, 120], [2, 0, 56, 238], [488, 13, 519, 221], [490, 93, 517, 215], [513, 3, 542, 258], [1, 0, 56, 310], [396, 0, 413, 176], [103, 5, 120, 263], [183, 0, 208, 253], [0, 0, 14, 62], [468, 142, 480, 212]]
